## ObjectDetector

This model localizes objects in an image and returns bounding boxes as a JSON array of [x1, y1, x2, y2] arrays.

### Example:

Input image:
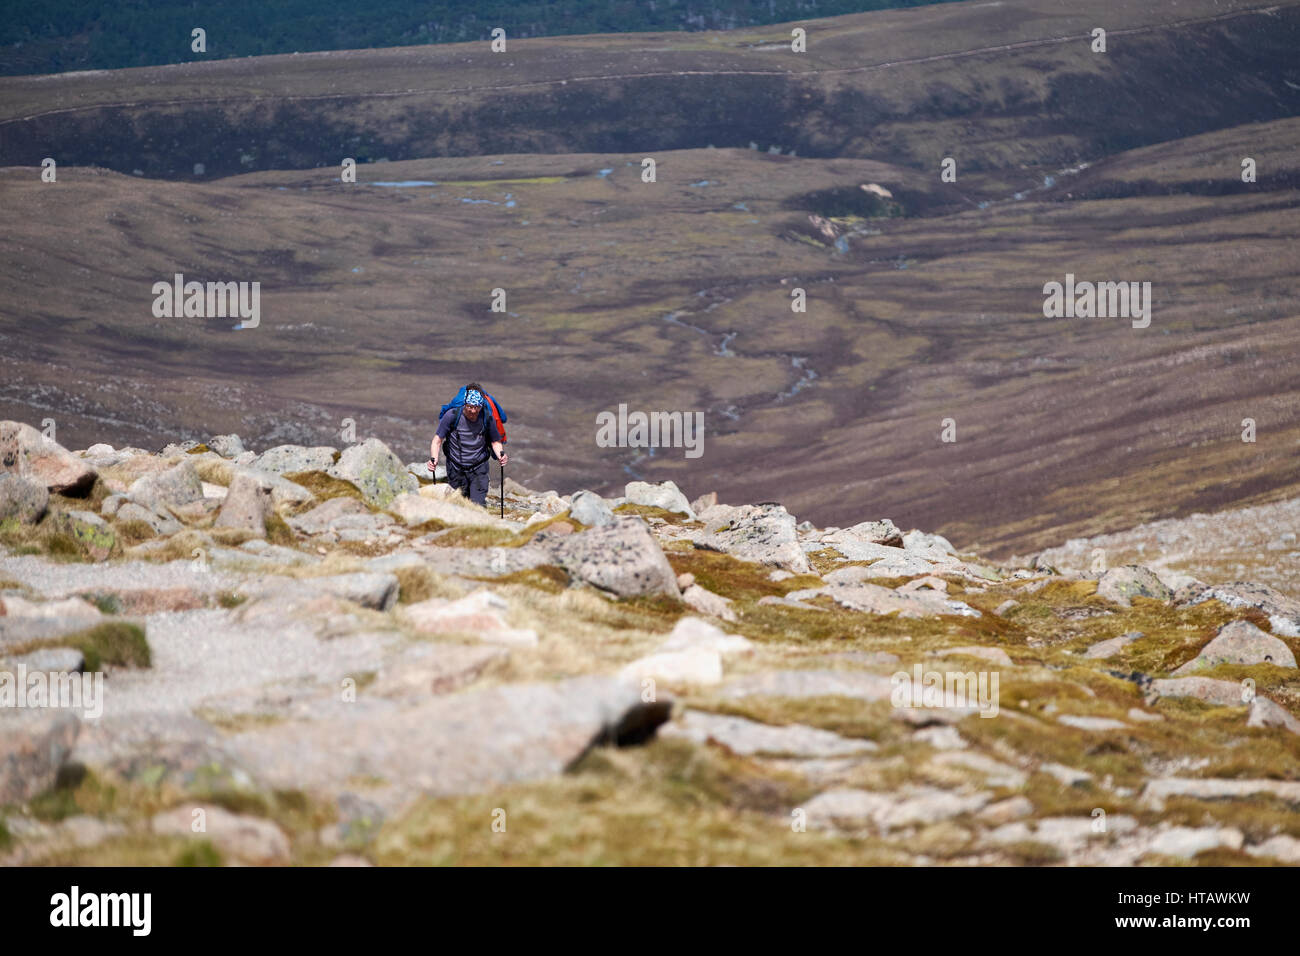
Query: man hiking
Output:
[[428, 383, 508, 507]]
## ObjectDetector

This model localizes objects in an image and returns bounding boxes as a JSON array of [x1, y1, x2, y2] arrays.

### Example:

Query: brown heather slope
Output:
[[0, 0, 1298, 557]]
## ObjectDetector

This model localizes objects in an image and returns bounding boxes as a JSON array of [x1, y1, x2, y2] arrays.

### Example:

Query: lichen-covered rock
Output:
[[206, 434, 247, 459], [543, 518, 681, 598], [902, 529, 955, 554], [694, 502, 810, 573], [1179, 581, 1300, 638], [0, 474, 49, 524], [0, 421, 96, 495], [822, 519, 904, 555], [128, 459, 204, 512], [568, 490, 615, 527], [1096, 565, 1172, 607], [51, 510, 116, 560], [624, 480, 695, 518], [115, 501, 182, 535], [254, 444, 338, 475], [328, 438, 417, 509]]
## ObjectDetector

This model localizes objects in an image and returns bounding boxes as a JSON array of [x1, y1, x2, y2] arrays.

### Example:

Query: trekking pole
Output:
[[500, 460, 505, 518]]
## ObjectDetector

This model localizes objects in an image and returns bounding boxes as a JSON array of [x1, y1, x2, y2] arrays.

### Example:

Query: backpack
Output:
[[441, 385, 508, 444]]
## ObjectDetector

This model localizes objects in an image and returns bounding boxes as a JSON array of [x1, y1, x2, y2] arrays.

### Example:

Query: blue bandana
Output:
[[465, 389, 484, 407]]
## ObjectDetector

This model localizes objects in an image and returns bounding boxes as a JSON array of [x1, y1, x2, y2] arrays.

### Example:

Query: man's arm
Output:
[[488, 416, 508, 466], [429, 412, 452, 472]]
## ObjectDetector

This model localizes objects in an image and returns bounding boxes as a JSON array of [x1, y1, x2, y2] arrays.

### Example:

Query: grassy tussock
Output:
[[471, 566, 569, 594], [123, 529, 211, 563], [613, 504, 690, 525], [191, 457, 233, 485], [430, 526, 518, 549], [113, 518, 158, 547], [264, 513, 296, 547], [512, 511, 585, 545], [0, 510, 117, 563], [14, 767, 339, 866], [393, 565, 464, 604], [5, 621, 149, 671], [283, 470, 362, 503]]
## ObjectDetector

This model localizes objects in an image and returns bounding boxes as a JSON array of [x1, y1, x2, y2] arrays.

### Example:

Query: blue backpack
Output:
[[441, 385, 508, 443]]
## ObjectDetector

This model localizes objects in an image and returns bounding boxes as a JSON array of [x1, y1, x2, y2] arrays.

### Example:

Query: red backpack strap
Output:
[[486, 396, 507, 443]]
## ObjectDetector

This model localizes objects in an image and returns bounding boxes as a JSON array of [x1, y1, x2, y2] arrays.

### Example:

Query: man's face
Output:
[[465, 404, 481, 421]]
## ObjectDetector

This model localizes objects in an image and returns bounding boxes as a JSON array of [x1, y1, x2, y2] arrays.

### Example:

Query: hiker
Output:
[[428, 383, 508, 507]]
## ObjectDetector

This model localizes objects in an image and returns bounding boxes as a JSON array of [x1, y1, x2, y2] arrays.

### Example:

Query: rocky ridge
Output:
[[2, 420, 1299, 866]]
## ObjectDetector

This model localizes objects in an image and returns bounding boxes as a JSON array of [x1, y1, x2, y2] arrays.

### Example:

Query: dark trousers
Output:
[[446, 456, 491, 507]]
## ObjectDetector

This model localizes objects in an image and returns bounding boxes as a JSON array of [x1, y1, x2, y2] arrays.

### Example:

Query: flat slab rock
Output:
[[661, 710, 877, 758], [1083, 632, 1142, 659], [1149, 677, 1249, 708], [0, 554, 237, 601], [719, 669, 894, 702], [416, 544, 553, 578], [788, 581, 980, 619], [803, 786, 990, 832], [1142, 777, 1300, 810], [229, 676, 672, 800]]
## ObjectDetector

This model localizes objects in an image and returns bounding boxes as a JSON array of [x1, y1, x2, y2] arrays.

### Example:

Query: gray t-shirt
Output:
[[436, 407, 501, 468]]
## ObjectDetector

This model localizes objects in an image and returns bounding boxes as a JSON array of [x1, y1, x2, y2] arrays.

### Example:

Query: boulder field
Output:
[[2, 422, 1299, 866]]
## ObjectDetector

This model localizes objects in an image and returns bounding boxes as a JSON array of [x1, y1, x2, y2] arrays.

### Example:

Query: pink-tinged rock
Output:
[[151, 805, 290, 864], [1173, 619, 1296, 674], [1149, 677, 1249, 707], [1247, 697, 1300, 735], [0, 712, 81, 805], [403, 591, 509, 635], [0, 421, 96, 495]]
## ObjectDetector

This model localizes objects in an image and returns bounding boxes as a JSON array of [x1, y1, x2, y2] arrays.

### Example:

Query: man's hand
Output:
[[426, 457, 437, 474], [498, 452, 508, 467]]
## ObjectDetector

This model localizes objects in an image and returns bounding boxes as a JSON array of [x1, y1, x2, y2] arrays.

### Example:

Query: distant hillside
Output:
[[2, 0, 1298, 557], [0, 0, 960, 76], [3, 0, 1297, 181]]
